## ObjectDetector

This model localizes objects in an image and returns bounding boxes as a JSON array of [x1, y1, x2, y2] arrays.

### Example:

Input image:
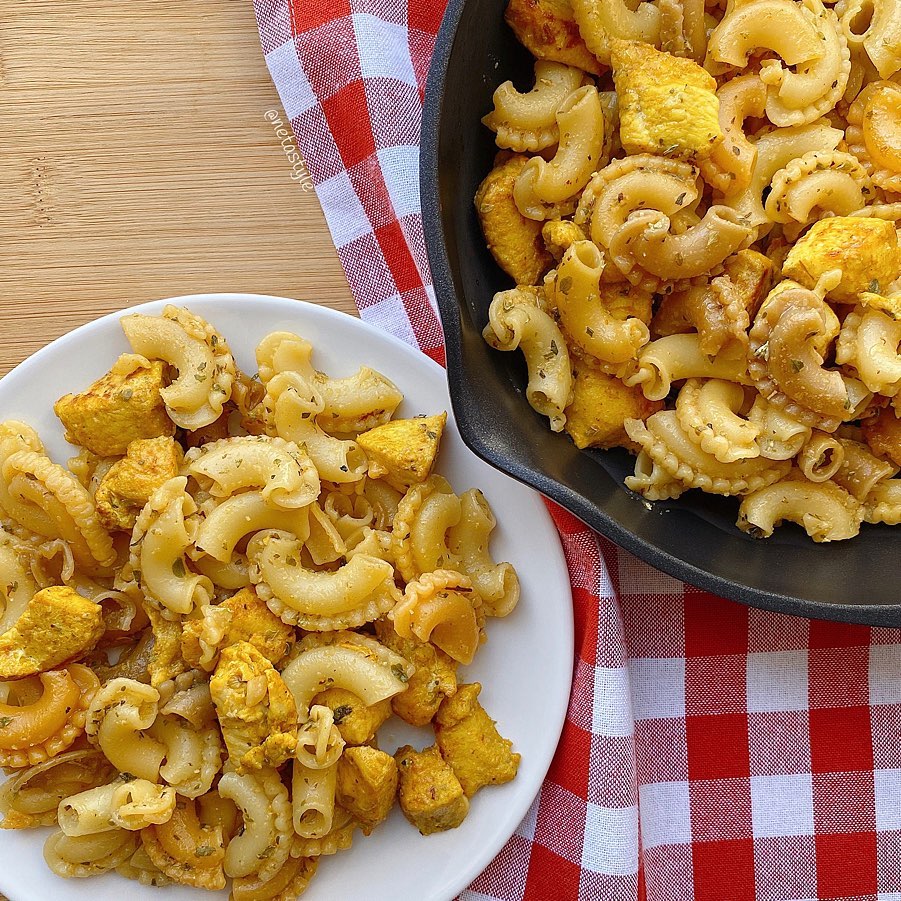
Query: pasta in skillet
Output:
[[477, 1, 901, 542], [0, 307, 522, 896]]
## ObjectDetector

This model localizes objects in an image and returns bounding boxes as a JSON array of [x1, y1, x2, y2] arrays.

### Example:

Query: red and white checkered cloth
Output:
[[253, 2, 901, 898]]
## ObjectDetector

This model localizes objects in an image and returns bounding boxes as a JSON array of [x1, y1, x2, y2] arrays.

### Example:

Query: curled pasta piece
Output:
[[392, 476, 460, 582], [749, 284, 864, 429], [836, 306, 901, 396], [130, 476, 213, 619], [1, 450, 115, 574], [722, 119, 844, 228], [624, 411, 791, 495], [249, 530, 399, 631], [194, 491, 311, 564], [149, 714, 222, 797], [187, 436, 319, 509], [481, 60, 586, 152], [624, 333, 751, 402], [846, 82, 901, 194], [447, 488, 520, 617], [0, 528, 38, 633], [141, 796, 227, 890], [0, 748, 114, 830], [611, 206, 754, 282], [576, 154, 700, 252], [0, 422, 45, 535], [864, 478, 901, 523], [44, 828, 138, 878], [393, 570, 484, 665], [514, 86, 606, 219], [551, 241, 650, 365], [160, 680, 216, 729], [798, 431, 845, 481], [765, 151, 875, 227], [292, 759, 338, 840], [232, 853, 319, 901], [306, 502, 348, 565], [218, 768, 293, 882], [0, 665, 99, 769], [322, 490, 374, 547], [265, 372, 368, 483], [483, 287, 573, 431], [115, 845, 174, 887], [316, 368, 403, 436], [295, 704, 345, 770], [290, 807, 356, 858], [834, 437, 897, 499], [757, 0, 850, 126], [705, 0, 825, 71], [750, 395, 814, 461], [675, 379, 760, 463], [86, 678, 165, 782], [699, 74, 768, 192], [280, 632, 413, 722], [121, 306, 236, 430], [624, 450, 686, 500], [863, 0, 901, 77], [58, 778, 176, 835], [256, 331, 319, 388], [738, 475, 862, 540], [570, 0, 661, 64]]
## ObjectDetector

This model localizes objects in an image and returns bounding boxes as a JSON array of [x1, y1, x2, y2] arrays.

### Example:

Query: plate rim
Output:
[[418, 0, 901, 629], [0, 292, 575, 901]]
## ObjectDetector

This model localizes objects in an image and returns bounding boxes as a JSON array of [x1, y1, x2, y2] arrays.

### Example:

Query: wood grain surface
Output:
[[0, 0, 356, 376]]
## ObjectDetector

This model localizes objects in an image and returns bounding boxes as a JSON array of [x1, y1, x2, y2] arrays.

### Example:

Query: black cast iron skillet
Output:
[[419, 0, 899, 626]]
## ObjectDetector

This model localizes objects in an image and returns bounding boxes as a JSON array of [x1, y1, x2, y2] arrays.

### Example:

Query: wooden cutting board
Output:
[[0, 0, 356, 377]]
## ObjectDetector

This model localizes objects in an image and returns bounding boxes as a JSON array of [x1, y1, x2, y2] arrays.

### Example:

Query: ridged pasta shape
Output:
[[392, 476, 460, 582], [862, 0, 901, 78], [218, 768, 293, 882], [447, 488, 521, 617], [0, 665, 99, 769], [231, 852, 319, 901], [194, 491, 311, 563], [551, 241, 650, 364], [481, 60, 586, 152], [838, 307, 901, 398], [393, 570, 484, 665], [624, 410, 791, 495], [514, 86, 606, 219], [86, 678, 166, 782], [187, 436, 320, 509], [747, 395, 813, 460], [58, 778, 176, 835], [833, 437, 897, 499], [737, 475, 863, 540], [130, 476, 213, 619], [280, 632, 413, 722], [483, 288, 573, 431], [864, 478, 901, 524], [149, 714, 223, 798], [625, 333, 751, 402], [256, 331, 319, 388], [120, 306, 236, 431], [624, 450, 687, 500], [570, 0, 662, 64], [44, 828, 138, 878], [248, 530, 399, 631], [675, 379, 760, 463], [315, 367, 403, 436], [846, 82, 901, 195], [295, 704, 345, 770]]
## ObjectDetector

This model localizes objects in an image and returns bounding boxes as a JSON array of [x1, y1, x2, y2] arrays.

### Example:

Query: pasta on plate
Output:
[[0, 307, 523, 898], [477, 5, 901, 542]]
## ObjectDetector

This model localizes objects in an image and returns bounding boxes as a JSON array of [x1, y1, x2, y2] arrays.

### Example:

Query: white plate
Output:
[[0, 294, 573, 901]]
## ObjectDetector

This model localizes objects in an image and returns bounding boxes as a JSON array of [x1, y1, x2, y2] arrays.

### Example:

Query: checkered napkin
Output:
[[253, 3, 901, 898]]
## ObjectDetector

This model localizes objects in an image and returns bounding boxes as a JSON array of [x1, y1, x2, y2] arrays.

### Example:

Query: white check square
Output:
[[639, 781, 692, 848], [750, 773, 814, 838], [353, 14, 417, 85], [265, 42, 316, 118], [746, 651, 809, 712], [582, 803, 639, 875], [629, 657, 686, 720]]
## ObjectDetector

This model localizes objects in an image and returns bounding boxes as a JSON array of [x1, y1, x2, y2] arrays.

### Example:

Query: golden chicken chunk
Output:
[[782, 217, 901, 302], [335, 745, 398, 834], [181, 588, 295, 671], [0, 586, 104, 679], [310, 687, 391, 746], [862, 407, 901, 467], [564, 356, 664, 450], [357, 414, 447, 491], [146, 604, 188, 689], [94, 436, 182, 532], [475, 154, 554, 286], [504, 0, 603, 75], [542, 219, 587, 261], [54, 355, 175, 457], [434, 683, 520, 798], [395, 744, 469, 835], [610, 39, 721, 161], [373, 620, 457, 727], [210, 641, 298, 772]]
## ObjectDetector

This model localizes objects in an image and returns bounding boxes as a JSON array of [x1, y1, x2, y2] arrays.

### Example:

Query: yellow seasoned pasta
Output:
[[478, 7, 901, 541], [0, 309, 524, 895]]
